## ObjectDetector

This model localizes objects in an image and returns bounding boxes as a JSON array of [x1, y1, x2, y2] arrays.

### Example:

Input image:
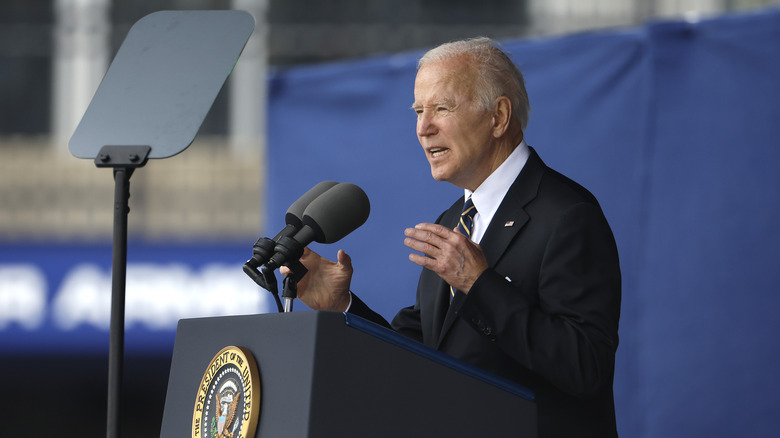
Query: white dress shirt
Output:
[[465, 141, 530, 244]]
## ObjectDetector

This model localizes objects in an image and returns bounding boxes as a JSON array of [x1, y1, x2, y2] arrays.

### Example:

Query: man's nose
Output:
[[417, 112, 437, 137]]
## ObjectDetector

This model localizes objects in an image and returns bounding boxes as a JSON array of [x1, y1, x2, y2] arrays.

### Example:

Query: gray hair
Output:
[[418, 37, 530, 130]]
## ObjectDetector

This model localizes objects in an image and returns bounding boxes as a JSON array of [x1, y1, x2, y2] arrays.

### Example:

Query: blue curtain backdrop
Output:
[[266, 8, 780, 437]]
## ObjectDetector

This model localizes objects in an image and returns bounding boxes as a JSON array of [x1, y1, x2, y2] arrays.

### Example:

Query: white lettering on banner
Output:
[[123, 263, 268, 330], [52, 264, 112, 330], [0, 264, 47, 330], [51, 263, 270, 331]]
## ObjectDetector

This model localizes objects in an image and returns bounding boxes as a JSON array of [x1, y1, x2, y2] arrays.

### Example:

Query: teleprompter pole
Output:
[[96, 145, 150, 438]]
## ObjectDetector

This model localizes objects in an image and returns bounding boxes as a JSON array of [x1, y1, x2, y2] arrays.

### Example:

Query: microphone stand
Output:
[[281, 260, 307, 312], [244, 258, 283, 313], [243, 237, 308, 313]]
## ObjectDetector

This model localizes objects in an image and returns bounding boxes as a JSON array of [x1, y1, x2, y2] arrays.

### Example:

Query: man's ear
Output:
[[491, 96, 512, 138]]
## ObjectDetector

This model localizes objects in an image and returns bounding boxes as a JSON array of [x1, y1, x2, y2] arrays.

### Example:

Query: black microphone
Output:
[[281, 180, 340, 237], [265, 182, 370, 271], [246, 180, 338, 268]]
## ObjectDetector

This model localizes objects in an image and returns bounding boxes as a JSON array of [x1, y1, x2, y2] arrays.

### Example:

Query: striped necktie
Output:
[[451, 196, 477, 301], [457, 196, 477, 238]]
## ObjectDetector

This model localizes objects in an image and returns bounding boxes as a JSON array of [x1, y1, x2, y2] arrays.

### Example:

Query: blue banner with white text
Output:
[[0, 243, 273, 354]]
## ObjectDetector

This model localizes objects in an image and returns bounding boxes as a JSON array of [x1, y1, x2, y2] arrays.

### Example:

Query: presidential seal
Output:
[[192, 346, 260, 438]]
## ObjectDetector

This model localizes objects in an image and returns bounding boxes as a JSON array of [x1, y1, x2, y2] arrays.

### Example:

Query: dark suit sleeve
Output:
[[349, 289, 426, 344], [457, 202, 621, 397], [390, 303, 425, 344], [347, 293, 392, 329]]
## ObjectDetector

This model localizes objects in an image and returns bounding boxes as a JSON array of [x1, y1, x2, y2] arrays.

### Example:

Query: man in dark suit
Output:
[[285, 37, 621, 437]]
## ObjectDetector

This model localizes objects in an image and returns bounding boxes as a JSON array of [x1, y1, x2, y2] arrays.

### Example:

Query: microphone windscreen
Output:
[[285, 181, 339, 228], [302, 182, 370, 244]]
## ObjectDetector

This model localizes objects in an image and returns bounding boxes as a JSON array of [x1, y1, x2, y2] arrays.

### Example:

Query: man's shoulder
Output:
[[513, 148, 602, 208], [540, 166, 600, 206]]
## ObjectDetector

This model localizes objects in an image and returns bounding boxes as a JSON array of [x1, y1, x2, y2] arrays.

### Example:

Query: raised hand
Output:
[[404, 222, 488, 293]]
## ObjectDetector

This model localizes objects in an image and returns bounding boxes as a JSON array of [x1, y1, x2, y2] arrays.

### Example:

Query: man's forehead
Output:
[[413, 75, 474, 107], [415, 57, 475, 90], [417, 62, 468, 84]]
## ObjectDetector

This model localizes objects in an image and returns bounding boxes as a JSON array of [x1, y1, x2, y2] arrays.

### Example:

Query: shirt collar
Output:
[[465, 140, 530, 242]]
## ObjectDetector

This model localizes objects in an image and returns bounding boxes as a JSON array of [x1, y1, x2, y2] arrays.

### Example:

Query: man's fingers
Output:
[[412, 222, 452, 235], [405, 224, 454, 249], [406, 224, 451, 244], [404, 235, 437, 256], [337, 249, 353, 270], [279, 246, 316, 276], [408, 252, 435, 269], [405, 222, 470, 258]]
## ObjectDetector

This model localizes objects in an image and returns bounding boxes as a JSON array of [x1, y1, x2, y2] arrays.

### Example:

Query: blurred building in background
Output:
[[1, 0, 777, 243]]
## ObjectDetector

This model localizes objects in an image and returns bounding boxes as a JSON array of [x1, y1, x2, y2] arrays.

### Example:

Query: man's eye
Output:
[[437, 106, 449, 112]]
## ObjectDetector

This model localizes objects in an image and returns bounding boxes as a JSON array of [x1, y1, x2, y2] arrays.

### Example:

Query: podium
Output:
[[160, 311, 536, 437]]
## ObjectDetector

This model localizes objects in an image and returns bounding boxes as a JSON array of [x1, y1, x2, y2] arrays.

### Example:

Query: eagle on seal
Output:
[[214, 379, 240, 438]]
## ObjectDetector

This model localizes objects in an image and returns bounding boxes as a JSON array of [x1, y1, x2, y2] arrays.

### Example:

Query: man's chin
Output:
[[430, 170, 449, 183], [428, 163, 450, 181]]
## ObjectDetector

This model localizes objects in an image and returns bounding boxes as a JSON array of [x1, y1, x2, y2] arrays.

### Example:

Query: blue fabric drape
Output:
[[267, 8, 780, 436]]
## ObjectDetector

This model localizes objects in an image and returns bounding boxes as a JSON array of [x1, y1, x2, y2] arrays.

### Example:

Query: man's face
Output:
[[412, 57, 498, 191]]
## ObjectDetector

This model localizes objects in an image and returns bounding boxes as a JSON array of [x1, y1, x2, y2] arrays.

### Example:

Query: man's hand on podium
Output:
[[280, 247, 353, 312]]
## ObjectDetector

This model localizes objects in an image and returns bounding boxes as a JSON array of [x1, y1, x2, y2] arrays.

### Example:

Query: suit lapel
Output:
[[479, 150, 545, 266], [435, 148, 547, 347]]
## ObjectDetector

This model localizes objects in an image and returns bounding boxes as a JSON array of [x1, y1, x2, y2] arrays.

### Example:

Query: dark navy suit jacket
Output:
[[351, 148, 621, 437]]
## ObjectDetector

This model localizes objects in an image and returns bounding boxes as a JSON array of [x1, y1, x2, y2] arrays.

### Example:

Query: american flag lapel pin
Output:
[[504, 220, 515, 227]]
